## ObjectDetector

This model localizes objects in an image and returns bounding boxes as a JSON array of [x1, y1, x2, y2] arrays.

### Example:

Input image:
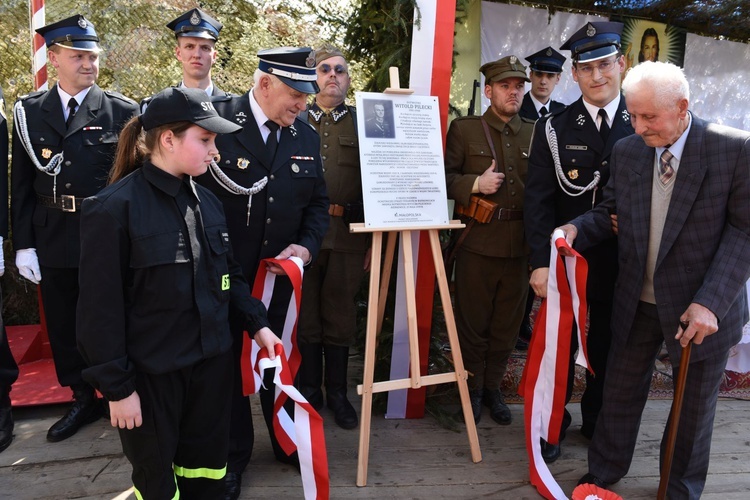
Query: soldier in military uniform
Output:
[[195, 47, 328, 500], [519, 46, 567, 121], [10, 15, 138, 443], [0, 84, 17, 454], [445, 56, 534, 426], [517, 46, 568, 351], [524, 21, 634, 463], [297, 45, 368, 431], [140, 8, 229, 112]]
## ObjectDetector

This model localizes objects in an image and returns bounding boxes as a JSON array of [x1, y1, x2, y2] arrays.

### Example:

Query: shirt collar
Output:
[[57, 84, 91, 113], [582, 93, 621, 127], [308, 101, 349, 123], [179, 81, 214, 97], [656, 112, 692, 172], [142, 161, 197, 199], [248, 87, 276, 141], [529, 93, 549, 114]]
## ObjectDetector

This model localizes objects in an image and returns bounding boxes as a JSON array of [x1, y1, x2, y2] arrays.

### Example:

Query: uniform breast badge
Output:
[[237, 158, 250, 169], [568, 169, 579, 180], [41, 148, 52, 159], [235, 112, 247, 124], [576, 114, 586, 126], [291, 163, 300, 173]]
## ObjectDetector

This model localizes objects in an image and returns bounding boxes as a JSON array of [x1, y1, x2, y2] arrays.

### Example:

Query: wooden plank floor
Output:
[[2, 388, 749, 499]]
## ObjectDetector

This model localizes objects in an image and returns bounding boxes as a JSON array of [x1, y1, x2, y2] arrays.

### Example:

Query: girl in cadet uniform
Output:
[[76, 87, 281, 500]]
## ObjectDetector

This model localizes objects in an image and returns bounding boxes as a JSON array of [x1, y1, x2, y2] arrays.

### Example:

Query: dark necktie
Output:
[[598, 108, 610, 143], [265, 120, 279, 161], [539, 106, 548, 118], [65, 98, 78, 129], [659, 149, 675, 186]]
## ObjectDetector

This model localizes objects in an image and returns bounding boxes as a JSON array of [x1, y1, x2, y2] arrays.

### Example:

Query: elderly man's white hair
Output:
[[253, 68, 282, 87], [622, 61, 690, 107]]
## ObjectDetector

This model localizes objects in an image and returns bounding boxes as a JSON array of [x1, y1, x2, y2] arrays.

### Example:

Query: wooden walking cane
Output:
[[657, 321, 693, 500]]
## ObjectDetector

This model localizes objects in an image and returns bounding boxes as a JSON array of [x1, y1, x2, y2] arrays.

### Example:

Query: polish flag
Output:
[[519, 230, 591, 499], [386, 0, 456, 419]]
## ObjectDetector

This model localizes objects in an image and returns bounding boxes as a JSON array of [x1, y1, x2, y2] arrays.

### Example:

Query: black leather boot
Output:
[[483, 388, 512, 425], [297, 342, 324, 411], [0, 386, 13, 453], [469, 388, 483, 424], [47, 384, 103, 442], [324, 345, 358, 429]]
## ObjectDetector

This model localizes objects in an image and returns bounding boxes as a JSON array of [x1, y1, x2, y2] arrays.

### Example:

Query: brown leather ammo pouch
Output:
[[455, 195, 498, 224]]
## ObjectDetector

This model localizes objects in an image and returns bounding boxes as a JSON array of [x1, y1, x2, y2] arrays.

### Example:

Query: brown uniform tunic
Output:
[[445, 109, 534, 390]]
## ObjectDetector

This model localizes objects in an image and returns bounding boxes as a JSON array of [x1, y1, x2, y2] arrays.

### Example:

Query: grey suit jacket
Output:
[[571, 115, 750, 364]]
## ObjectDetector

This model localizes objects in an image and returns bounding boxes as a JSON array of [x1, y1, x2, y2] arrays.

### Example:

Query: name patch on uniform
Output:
[[566, 145, 588, 151], [221, 274, 230, 290]]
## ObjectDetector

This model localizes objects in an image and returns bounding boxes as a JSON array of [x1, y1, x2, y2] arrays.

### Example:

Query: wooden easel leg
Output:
[[376, 232, 398, 335], [400, 231, 422, 389], [357, 231, 383, 487], [428, 230, 482, 463]]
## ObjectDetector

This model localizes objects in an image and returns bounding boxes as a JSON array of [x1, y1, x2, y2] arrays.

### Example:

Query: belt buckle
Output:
[[496, 208, 505, 220], [61, 195, 76, 213]]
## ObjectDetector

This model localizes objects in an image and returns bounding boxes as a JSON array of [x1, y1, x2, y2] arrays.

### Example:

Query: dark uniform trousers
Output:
[[200, 91, 329, 473], [0, 288, 19, 389], [455, 251, 528, 390], [120, 350, 233, 500], [10, 84, 138, 389]]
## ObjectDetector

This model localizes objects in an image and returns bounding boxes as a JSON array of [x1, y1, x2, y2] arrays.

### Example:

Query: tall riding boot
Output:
[[297, 342, 324, 411], [47, 383, 103, 442], [0, 386, 13, 452], [324, 345, 358, 429]]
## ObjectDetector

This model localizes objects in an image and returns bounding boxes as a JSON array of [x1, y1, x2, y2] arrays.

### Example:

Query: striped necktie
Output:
[[659, 149, 675, 185]]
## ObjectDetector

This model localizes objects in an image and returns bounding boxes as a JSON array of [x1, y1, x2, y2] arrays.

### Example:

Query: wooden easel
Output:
[[352, 69, 482, 487]]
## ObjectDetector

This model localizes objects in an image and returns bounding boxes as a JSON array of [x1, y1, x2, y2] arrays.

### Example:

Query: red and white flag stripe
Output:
[[519, 229, 591, 499], [386, 0, 456, 420], [256, 345, 329, 500], [30, 0, 47, 91]]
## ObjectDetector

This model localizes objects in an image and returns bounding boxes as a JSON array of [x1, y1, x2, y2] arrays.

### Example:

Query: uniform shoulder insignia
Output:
[[17, 90, 47, 101], [211, 94, 233, 102], [548, 105, 567, 116], [520, 116, 536, 124], [294, 116, 316, 132], [104, 90, 137, 104]]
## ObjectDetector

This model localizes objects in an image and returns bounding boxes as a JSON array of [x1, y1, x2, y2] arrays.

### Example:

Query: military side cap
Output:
[[560, 22, 624, 63], [258, 47, 320, 94], [525, 46, 566, 74], [141, 87, 241, 134], [167, 8, 222, 41], [36, 14, 100, 52], [315, 44, 345, 65], [480, 55, 530, 84]]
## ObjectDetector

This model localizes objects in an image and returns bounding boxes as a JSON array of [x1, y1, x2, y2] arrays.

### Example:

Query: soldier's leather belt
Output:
[[496, 208, 524, 221], [36, 194, 83, 213], [328, 204, 346, 217]]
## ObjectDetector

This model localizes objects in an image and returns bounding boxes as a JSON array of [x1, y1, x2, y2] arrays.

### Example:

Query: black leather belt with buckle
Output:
[[36, 194, 84, 213]]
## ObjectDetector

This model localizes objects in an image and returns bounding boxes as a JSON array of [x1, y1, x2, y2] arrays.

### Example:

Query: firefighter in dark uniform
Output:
[[10, 14, 139, 443], [516, 46, 568, 350], [0, 84, 17, 454], [519, 47, 567, 121], [445, 56, 534, 426], [195, 47, 328, 500], [298, 45, 368, 430], [141, 8, 229, 112], [77, 87, 280, 500], [524, 21, 634, 463]]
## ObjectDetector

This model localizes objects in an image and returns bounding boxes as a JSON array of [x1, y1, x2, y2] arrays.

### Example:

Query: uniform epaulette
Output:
[[211, 94, 233, 102], [295, 116, 317, 132], [548, 105, 567, 116], [104, 90, 137, 104], [17, 90, 46, 102], [452, 114, 481, 123], [520, 116, 537, 125]]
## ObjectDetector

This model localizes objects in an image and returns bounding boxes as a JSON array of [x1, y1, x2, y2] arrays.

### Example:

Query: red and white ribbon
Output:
[[241, 257, 303, 396], [30, 0, 48, 91], [256, 344, 329, 500], [519, 229, 591, 499]]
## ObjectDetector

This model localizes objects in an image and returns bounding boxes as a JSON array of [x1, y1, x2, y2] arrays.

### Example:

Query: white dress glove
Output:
[[15, 247, 42, 284]]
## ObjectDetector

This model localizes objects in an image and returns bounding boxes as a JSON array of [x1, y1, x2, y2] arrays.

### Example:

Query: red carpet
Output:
[[7, 325, 73, 407]]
